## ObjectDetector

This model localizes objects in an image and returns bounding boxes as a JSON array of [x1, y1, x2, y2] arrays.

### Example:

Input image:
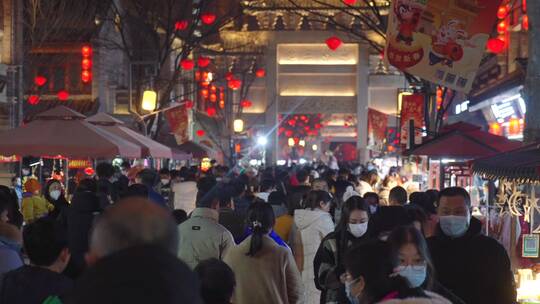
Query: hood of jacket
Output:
[[294, 209, 330, 230]]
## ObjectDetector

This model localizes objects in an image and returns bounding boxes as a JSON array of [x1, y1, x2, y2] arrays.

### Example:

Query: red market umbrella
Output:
[[86, 113, 173, 159], [0, 106, 141, 158]]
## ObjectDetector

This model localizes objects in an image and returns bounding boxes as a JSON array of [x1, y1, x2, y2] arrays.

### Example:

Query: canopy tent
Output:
[[406, 122, 521, 159], [86, 112, 173, 159], [472, 143, 540, 183], [0, 106, 141, 158]]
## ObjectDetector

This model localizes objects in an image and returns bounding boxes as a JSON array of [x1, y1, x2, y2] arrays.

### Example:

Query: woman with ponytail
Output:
[[224, 202, 303, 304]]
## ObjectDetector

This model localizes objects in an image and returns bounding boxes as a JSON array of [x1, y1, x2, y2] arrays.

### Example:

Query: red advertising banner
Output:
[[368, 108, 389, 141], [400, 94, 424, 144], [385, 0, 502, 93], [165, 107, 189, 145]]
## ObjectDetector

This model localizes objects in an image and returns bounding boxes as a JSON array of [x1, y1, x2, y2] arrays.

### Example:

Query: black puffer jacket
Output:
[[427, 217, 516, 304]]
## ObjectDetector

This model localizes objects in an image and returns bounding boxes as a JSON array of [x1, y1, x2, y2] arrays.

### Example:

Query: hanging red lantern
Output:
[[240, 100, 252, 108], [304, 126, 310, 131], [497, 5, 508, 19], [27, 95, 40, 105], [81, 45, 92, 58], [81, 70, 92, 83], [210, 85, 217, 93], [57, 90, 69, 101], [315, 123, 322, 129], [486, 38, 506, 53], [228, 79, 242, 90], [180, 59, 195, 70], [81, 58, 92, 70], [225, 72, 234, 81], [219, 99, 225, 109], [200, 88, 209, 98], [497, 20, 507, 34], [34, 76, 47, 87], [523, 0, 527, 13], [195, 71, 202, 82], [288, 119, 296, 126], [84, 167, 95, 176], [209, 93, 217, 102], [523, 14, 529, 31], [255, 69, 266, 78], [285, 130, 293, 137], [198, 56, 211, 68], [184, 99, 194, 109], [343, 0, 356, 4], [325, 36, 342, 51], [206, 107, 216, 117], [196, 129, 205, 137], [201, 12, 216, 25], [175, 20, 188, 30]]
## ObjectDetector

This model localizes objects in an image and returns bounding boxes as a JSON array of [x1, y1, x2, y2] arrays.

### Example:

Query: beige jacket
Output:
[[378, 291, 452, 304], [177, 208, 235, 269], [224, 235, 304, 304]]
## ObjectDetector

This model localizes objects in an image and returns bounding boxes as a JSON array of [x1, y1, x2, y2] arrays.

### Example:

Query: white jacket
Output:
[[177, 208, 235, 269], [172, 181, 197, 214], [293, 208, 334, 304], [357, 180, 374, 197]]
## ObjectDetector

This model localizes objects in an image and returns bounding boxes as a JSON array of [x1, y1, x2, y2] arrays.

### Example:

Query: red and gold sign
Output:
[[164, 106, 189, 145], [368, 108, 389, 141], [68, 159, 92, 169], [400, 93, 424, 144]]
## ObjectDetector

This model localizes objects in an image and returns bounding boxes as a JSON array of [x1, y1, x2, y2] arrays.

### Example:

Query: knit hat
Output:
[[24, 178, 41, 194]]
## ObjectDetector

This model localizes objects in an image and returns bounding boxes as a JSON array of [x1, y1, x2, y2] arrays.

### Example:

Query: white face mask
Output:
[[49, 190, 61, 201], [439, 215, 470, 238], [348, 222, 368, 238]]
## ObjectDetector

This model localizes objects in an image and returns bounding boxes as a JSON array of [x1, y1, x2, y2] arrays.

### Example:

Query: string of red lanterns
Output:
[[81, 45, 92, 83]]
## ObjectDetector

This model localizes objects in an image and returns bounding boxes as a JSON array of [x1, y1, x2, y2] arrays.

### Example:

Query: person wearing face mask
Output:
[[314, 195, 370, 304], [343, 241, 451, 304], [427, 187, 516, 304], [291, 190, 334, 304], [44, 180, 69, 226], [388, 226, 465, 304]]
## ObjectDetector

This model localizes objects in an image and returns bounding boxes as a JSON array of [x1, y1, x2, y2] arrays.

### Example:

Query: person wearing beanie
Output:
[[21, 179, 53, 223]]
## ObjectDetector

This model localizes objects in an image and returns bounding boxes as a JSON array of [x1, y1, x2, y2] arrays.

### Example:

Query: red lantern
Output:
[[34, 76, 47, 87], [497, 20, 507, 34], [206, 107, 216, 117], [497, 5, 508, 19], [486, 38, 506, 53], [201, 89, 209, 98], [315, 123, 322, 129], [81, 58, 92, 70], [84, 167, 95, 176], [489, 122, 502, 135], [184, 99, 194, 109], [81, 70, 92, 83], [240, 100, 252, 108], [285, 130, 293, 137], [225, 72, 234, 81], [57, 90, 69, 101], [210, 85, 217, 93], [228, 79, 242, 90], [343, 0, 355, 4], [523, 0, 527, 13], [255, 69, 266, 78], [523, 15, 529, 31], [175, 20, 188, 30], [201, 12, 216, 25], [81, 45, 92, 58], [325, 36, 342, 51], [304, 126, 310, 131], [27, 95, 40, 105], [180, 59, 195, 70], [209, 93, 217, 103], [196, 129, 205, 137], [288, 119, 296, 126], [198, 56, 210, 68], [219, 99, 225, 109]]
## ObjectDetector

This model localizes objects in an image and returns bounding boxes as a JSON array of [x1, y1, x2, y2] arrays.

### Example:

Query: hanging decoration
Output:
[[180, 59, 195, 70], [342, 0, 356, 4], [278, 114, 324, 139], [240, 100, 252, 108], [27, 95, 40, 105], [184, 99, 194, 109], [175, 20, 188, 30], [209, 93, 217, 103], [228, 78, 242, 90], [487, 38, 506, 53], [198, 56, 211, 68], [84, 167, 95, 176], [522, 14, 529, 31], [497, 20, 507, 34], [255, 69, 266, 78], [206, 107, 216, 117], [201, 12, 216, 25], [325, 36, 342, 51], [196, 129, 205, 137], [497, 5, 509, 19], [57, 90, 69, 101], [34, 76, 47, 87], [81, 44, 92, 83], [225, 72, 234, 81]]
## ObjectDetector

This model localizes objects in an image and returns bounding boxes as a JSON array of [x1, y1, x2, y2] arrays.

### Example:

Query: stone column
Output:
[[524, 0, 540, 144], [265, 34, 279, 164], [356, 44, 370, 163]]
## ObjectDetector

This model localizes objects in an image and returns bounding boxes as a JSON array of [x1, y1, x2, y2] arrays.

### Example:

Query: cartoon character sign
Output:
[[394, 0, 425, 45], [429, 20, 471, 67]]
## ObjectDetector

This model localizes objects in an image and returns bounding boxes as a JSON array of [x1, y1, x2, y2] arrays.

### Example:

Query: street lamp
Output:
[[257, 136, 268, 146], [141, 89, 157, 111], [288, 138, 295, 147], [233, 119, 244, 133], [299, 140, 306, 147], [312, 144, 318, 151]]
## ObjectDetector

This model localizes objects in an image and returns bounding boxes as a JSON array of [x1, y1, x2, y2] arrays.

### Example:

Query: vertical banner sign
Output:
[[385, 0, 502, 93], [400, 94, 424, 144], [368, 108, 389, 143], [165, 107, 189, 145]]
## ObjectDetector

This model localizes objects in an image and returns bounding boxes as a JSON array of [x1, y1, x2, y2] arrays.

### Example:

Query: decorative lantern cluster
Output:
[[488, 2, 511, 54], [436, 87, 443, 110], [278, 114, 323, 142], [81, 45, 92, 83]]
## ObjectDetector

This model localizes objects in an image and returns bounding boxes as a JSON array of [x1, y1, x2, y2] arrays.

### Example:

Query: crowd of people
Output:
[[0, 161, 518, 304]]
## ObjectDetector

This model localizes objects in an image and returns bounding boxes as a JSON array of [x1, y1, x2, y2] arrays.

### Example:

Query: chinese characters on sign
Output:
[[400, 93, 424, 145], [385, 0, 502, 93], [165, 107, 190, 145]]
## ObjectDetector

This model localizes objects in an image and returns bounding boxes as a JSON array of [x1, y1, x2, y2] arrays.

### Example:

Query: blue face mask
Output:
[[397, 265, 427, 288], [345, 278, 360, 304], [369, 205, 378, 214], [439, 215, 469, 238]]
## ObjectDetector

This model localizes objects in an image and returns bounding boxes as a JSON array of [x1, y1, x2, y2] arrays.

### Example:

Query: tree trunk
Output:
[[524, 0, 540, 144]]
